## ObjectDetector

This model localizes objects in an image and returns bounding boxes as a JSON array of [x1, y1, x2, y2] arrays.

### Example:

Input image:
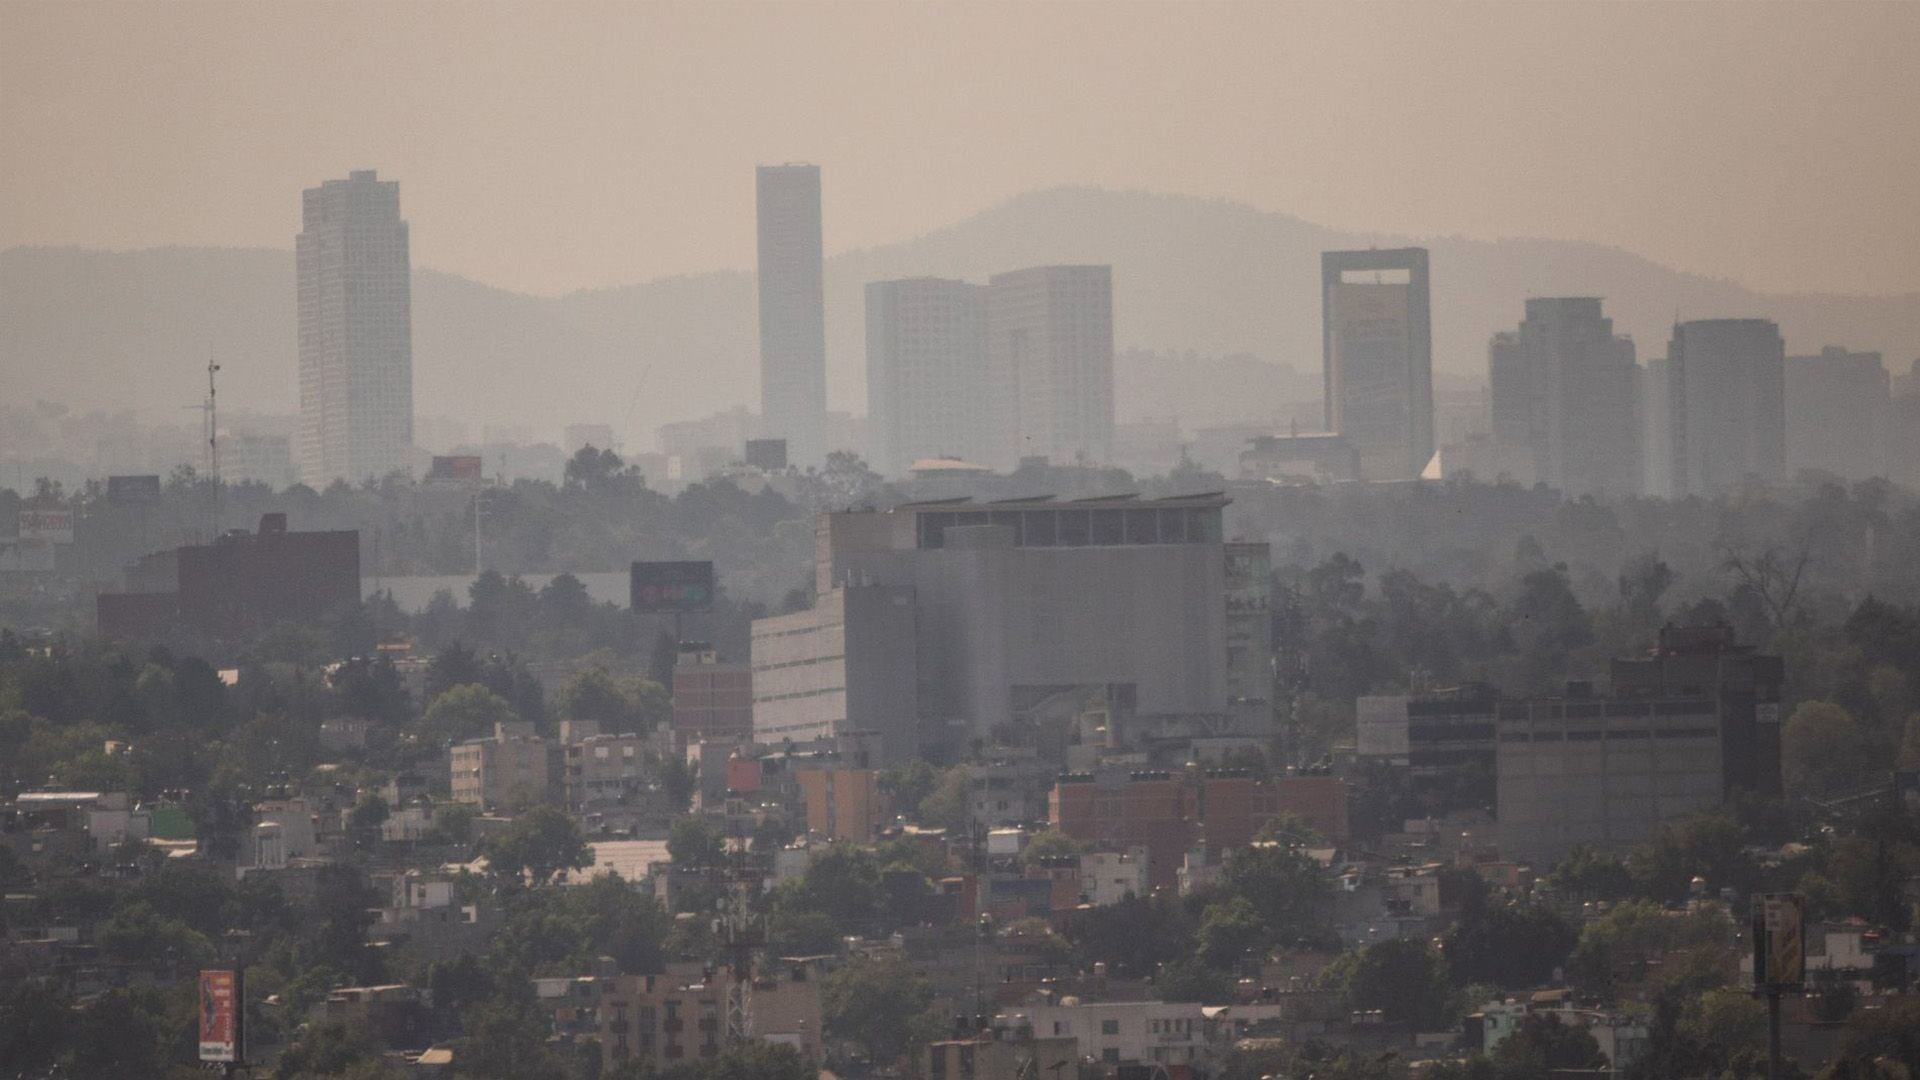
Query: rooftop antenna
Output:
[[207, 353, 223, 533]]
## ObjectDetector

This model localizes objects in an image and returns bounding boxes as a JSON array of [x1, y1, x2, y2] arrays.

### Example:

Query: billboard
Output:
[[199, 969, 238, 1062], [631, 560, 714, 613], [17, 508, 75, 545], [107, 474, 162, 505], [1752, 893, 1805, 989]]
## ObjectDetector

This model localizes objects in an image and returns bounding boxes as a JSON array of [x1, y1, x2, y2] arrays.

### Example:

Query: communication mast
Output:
[[206, 355, 223, 534]]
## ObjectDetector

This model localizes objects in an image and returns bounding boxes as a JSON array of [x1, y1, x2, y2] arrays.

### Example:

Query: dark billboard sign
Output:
[[631, 560, 714, 613], [107, 474, 162, 505]]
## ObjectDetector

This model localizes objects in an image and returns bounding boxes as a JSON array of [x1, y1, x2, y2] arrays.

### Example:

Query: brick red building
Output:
[[97, 513, 359, 642], [1050, 769, 1349, 888], [670, 646, 753, 742]]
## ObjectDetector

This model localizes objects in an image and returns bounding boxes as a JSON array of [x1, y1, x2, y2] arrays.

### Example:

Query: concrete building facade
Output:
[[757, 164, 828, 467], [599, 960, 823, 1073], [1498, 625, 1782, 866], [671, 647, 753, 743], [1667, 319, 1786, 495], [794, 765, 889, 842], [867, 277, 993, 475], [750, 585, 920, 760], [986, 266, 1114, 469], [451, 724, 560, 809], [296, 169, 413, 485], [1785, 346, 1891, 481], [1488, 298, 1640, 496], [1321, 248, 1433, 480], [803, 495, 1235, 759]]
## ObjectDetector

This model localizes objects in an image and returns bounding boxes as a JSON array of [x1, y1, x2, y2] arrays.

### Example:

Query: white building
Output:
[[999, 1002, 1213, 1067], [866, 277, 992, 475], [1666, 319, 1785, 496], [296, 169, 414, 486], [757, 164, 828, 467], [986, 265, 1114, 469], [1079, 848, 1147, 906]]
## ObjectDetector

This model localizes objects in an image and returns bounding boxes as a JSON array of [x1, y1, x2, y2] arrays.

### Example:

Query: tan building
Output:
[[565, 733, 650, 810], [450, 723, 559, 809], [599, 960, 823, 1073], [794, 765, 889, 842]]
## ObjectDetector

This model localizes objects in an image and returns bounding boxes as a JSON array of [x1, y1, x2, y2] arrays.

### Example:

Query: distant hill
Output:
[[5, 187, 1917, 442]]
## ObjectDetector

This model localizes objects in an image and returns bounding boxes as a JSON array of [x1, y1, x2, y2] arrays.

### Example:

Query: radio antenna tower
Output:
[[206, 354, 223, 533]]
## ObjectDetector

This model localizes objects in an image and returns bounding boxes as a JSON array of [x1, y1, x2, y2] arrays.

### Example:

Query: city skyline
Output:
[[4, 2, 1918, 298]]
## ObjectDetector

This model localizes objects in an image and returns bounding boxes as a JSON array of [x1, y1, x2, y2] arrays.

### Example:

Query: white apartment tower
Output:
[[1667, 319, 1786, 496], [296, 169, 414, 486], [756, 164, 828, 467], [985, 265, 1114, 469], [866, 277, 991, 474]]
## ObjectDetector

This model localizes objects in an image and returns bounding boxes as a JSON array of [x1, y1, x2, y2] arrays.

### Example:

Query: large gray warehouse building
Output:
[[752, 494, 1263, 763]]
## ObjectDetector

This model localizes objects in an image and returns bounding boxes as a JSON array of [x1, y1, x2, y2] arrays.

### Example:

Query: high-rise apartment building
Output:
[[1640, 359, 1674, 498], [1667, 319, 1786, 496], [296, 169, 413, 485], [1321, 249, 1433, 480], [1487, 298, 1640, 496], [1784, 347, 1890, 481], [756, 164, 828, 467], [866, 277, 991, 474], [986, 265, 1115, 469]]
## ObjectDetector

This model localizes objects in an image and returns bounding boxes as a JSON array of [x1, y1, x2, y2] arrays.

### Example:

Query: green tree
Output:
[[1061, 893, 1195, 978], [346, 793, 389, 847], [273, 1018, 402, 1079], [1442, 890, 1577, 990], [667, 814, 727, 870], [418, 683, 518, 747], [919, 765, 972, 832], [1783, 701, 1879, 796], [822, 958, 940, 1068], [1568, 899, 1737, 1003], [767, 909, 841, 957], [1221, 845, 1335, 948], [1491, 1013, 1608, 1077], [558, 665, 671, 735], [482, 805, 593, 888], [1196, 895, 1267, 969], [1326, 937, 1456, 1028]]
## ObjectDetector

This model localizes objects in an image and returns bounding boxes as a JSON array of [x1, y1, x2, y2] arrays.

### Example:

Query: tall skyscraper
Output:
[[1321, 248, 1433, 480], [756, 164, 828, 467], [1487, 298, 1640, 496], [1667, 319, 1786, 496], [866, 277, 991, 475], [296, 169, 413, 486], [1640, 358, 1674, 498], [1784, 346, 1890, 481], [985, 265, 1114, 469]]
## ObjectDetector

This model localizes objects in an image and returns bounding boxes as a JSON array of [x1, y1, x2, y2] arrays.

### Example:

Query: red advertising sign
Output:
[[199, 969, 238, 1062]]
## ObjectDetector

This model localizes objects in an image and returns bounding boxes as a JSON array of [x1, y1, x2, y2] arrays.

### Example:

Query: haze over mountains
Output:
[[5, 186, 1917, 446]]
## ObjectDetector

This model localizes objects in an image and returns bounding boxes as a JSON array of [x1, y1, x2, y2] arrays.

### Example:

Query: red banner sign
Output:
[[199, 969, 237, 1062]]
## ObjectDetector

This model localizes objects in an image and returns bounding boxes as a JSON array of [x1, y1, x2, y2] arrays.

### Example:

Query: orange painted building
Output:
[[794, 766, 889, 842]]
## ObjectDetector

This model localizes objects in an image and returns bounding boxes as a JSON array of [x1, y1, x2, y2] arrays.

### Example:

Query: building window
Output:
[[1103, 1049, 1120, 1064], [1101, 1019, 1120, 1035]]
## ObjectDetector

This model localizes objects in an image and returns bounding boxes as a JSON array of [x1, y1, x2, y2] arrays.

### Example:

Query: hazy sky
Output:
[[4, 1, 1917, 298]]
